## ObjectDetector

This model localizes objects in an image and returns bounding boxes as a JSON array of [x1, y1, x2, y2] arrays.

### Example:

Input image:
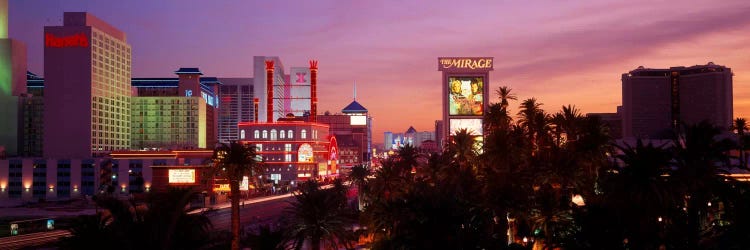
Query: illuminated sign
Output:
[[240, 176, 249, 191], [168, 169, 196, 184], [45, 33, 89, 48], [213, 184, 230, 192], [298, 144, 314, 162], [449, 118, 483, 136], [448, 76, 484, 116], [438, 57, 493, 70], [202, 91, 217, 107], [350, 115, 367, 125], [185, 90, 193, 97]]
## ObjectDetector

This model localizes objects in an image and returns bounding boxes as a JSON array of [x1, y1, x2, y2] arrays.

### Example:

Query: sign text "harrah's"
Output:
[[45, 33, 89, 48], [438, 57, 494, 70]]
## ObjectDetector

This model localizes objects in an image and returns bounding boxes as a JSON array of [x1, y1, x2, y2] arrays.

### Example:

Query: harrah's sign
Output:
[[45, 33, 89, 48], [438, 57, 494, 71]]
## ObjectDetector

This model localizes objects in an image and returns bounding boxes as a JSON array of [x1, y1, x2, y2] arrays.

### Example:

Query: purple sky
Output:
[[10, 0, 750, 144]]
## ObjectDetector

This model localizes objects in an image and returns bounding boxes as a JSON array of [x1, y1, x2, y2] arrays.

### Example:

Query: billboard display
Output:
[[350, 115, 367, 125], [298, 143, 314, 162], [448, 76, 484, 116], [449, 118, 483, 136], [168, 169, 196, 184]]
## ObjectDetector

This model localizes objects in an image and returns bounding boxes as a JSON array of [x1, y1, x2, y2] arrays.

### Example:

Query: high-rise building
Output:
[[19, 72, 44, 156], [43, 12, 131, 158], [130, 68, 220, 150], [0, 0, 27, 157], [621, 63, 733, 139], [217, 78, 254, 143], [435, 120, 444, 150], [253, 56, 286, 122]]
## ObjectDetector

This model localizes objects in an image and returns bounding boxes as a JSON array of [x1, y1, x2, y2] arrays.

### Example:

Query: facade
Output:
[[317, 100, 373, 167], [43, 12, 132, 158], [253, 56, 286, 123], [384, 127, 435, 150], [19, 72, 44, 157], [0, 0, 27, 157], [238, 118, 336, 183], [0, 150, 213, 203], [435, 120, 444, 150], [130, 69, 220, 150], [439, 57, 492, 146], [587, 108, 623, 140], [217, 78, 254, 143], [622, 63, 733, 139]]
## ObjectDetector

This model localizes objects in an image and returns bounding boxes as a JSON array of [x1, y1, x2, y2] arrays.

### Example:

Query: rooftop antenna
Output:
[[353, 81, 357, 101]]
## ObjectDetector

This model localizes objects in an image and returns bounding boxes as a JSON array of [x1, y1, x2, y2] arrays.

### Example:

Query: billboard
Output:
[[448, 76, 484, 116], [168, 169, 196, 184], [449, 118, 483, 136], [350, 115, 367, 125], [298, 143, 314, 162]]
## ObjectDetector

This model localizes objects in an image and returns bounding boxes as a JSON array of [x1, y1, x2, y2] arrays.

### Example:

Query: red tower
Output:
[[265, 60, 275, 123], [309, 60, 318, 122], [253, 98, 259, 122]]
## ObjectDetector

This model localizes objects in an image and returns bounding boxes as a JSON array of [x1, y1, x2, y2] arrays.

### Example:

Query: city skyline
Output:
[[9, 0, 750, 143]]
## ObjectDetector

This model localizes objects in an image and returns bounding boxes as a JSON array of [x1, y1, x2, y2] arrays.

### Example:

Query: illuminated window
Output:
[[240, 130, 246, 139], [270, 129, 277, 140], [287, 130, 293, 139], [254, 130, 259, 139], [262, 130, 268, 139], [256, 144, 262, 152], [301, 129, 307, 139], [280, 130, 285, 139], [285, 154, 292, 162], [285, 144, 292, 152]]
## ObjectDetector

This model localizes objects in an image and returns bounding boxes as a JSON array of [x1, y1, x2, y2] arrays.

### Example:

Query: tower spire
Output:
[[353, 81, 357, 101]]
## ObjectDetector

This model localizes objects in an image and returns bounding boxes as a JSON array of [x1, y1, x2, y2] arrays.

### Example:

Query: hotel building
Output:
[[43, 12, 132, 158], [131, 68, 220, 150], [317, 99, 373, 167], [239, 117, 335, 183], [0, 0, 27, 157], [621, 63, 733, 139], [217, 78, 254, 143]]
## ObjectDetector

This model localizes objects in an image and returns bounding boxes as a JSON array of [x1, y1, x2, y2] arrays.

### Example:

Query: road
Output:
[[0, 230, 71, 250], [207, 194, 294, 232], [0, 193, 297, 250]]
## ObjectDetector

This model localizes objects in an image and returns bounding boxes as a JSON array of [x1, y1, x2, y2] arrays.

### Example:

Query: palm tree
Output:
[[283, 179, 354, 250], [395, 143, 421, 174], [605, 140, 676, 249], [243, 224, 287, 250], [495, 86, 517, 109], [448, 128, 478, 171], [61, 188, 213, 250], [348, 165, 371, 210], [732, 118, 748, 169], [212, 141, 262, 250], [672, 121, 734, 248]]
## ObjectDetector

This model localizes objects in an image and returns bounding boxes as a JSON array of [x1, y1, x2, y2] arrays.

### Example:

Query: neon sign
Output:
[[438, 57, 493, 70], [45, 33, 89, 48]]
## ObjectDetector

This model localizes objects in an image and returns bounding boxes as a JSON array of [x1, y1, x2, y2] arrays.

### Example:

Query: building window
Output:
[[270, 129, 277, 140], [287, 130, 293, 139], [280, 130, 285, 139], [285, 144, 292, 152], [301, 129, 307, 139], [254, 130, 259, 139], [240, 130, 246, 139], [285, 154, 292, 162], [256, 144, 262, 152], [262, 130, 268, 139]]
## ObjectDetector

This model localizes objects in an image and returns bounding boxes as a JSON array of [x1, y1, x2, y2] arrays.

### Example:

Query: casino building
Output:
[[44, 12, 132, 158]]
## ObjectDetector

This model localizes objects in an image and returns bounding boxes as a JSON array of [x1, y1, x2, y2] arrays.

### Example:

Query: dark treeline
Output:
[[60, 86, 750, 250]]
